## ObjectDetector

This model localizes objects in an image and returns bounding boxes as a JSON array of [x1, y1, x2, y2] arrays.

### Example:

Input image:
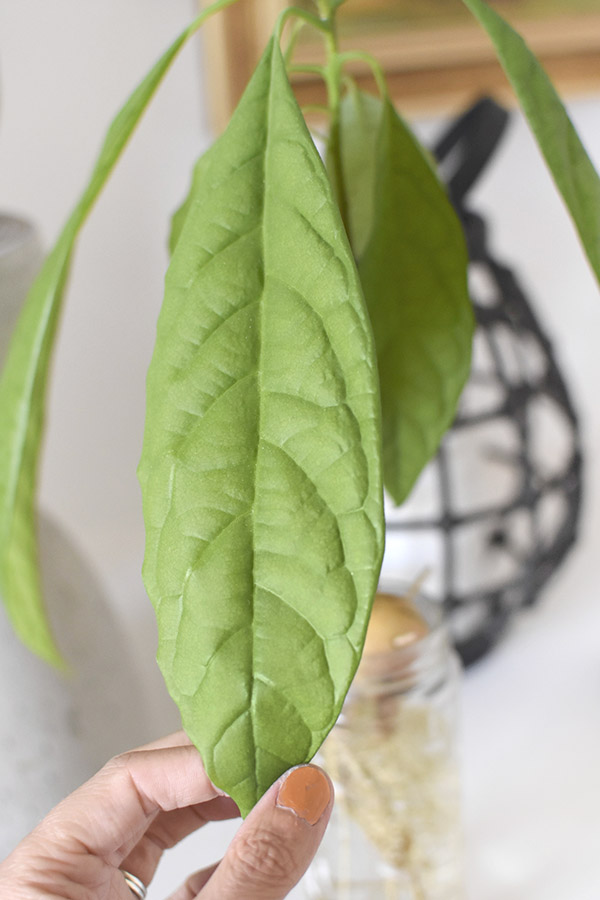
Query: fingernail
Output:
[[276, 765, 331, 825]]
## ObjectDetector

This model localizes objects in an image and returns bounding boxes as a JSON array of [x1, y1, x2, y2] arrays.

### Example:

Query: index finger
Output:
[[38, 743, 223, 864]]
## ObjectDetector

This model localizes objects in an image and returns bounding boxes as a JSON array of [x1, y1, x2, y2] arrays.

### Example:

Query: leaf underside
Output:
[[462, 0, 600, 287], [139, 40, 384, 817], [345, 94, 474, 505], [0, 24, 197, 665], [332, 88, 382, 260]]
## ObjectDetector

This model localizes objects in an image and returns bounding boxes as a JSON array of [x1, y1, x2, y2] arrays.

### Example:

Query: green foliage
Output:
[[1, 0, 599, 814], [462, 0, 600, 286], [350, 96, 474, 505], [138, 39, 384, 816]]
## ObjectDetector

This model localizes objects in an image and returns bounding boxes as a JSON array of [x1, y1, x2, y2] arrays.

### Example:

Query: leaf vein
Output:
[[261, 438, 352, 523]]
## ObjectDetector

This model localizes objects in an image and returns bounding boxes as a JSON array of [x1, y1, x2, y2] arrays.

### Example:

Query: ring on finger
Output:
[[120, 869, 147, 899]]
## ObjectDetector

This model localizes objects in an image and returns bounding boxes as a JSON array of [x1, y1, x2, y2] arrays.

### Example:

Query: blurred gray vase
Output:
[[0, 214, 155, 857]]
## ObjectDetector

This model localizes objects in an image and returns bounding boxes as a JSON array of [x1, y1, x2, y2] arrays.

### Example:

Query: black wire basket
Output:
[[383, 98, 583, 666]]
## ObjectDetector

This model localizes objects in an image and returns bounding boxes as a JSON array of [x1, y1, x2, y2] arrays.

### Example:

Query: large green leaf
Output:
[[462, 0, 600, 285], [0, 11, 225, 665], [332, 87, 382, 259], [139, 39, 384, 816], [356, 96, 474, 505]]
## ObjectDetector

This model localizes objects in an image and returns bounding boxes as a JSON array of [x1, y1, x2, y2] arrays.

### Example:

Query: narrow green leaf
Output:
[[356, 96, 474, 505], [139, 40, 384, 816], [462, 0, 600, 285], [332, 87, 382, 259], [0, 15, 216, 665]]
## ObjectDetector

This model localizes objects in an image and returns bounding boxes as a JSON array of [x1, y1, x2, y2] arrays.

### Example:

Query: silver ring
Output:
[[120, 869, 147, 900]]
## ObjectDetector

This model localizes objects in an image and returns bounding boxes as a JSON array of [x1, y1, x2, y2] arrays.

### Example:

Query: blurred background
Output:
[[0, 1, 599, 897]]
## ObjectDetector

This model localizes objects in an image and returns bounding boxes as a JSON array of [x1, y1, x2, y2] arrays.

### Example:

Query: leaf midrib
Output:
[[246, 42, 278, 793]]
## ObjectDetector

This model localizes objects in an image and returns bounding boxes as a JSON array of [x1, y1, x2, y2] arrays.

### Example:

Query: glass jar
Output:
[[303, 581, 464, 899]]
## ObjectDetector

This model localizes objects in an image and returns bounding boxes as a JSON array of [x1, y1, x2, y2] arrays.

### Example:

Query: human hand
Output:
[[0, 731, 333, 899]]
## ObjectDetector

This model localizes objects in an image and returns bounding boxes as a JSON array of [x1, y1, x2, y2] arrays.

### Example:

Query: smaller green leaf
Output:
[[333, 87, 382, 259], [356, 96, 474, 505], [462, 0, 600, 286]]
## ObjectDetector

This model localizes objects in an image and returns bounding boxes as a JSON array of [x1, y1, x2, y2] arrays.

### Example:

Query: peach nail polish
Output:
[[276, 765, 331, 825]]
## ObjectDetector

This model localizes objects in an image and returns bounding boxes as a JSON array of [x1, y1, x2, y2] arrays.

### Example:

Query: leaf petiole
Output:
[[283, 17, 307, 66], [315, 0, 347, 17], [338, 50, 388, 99], [314, 6, 349, 233], [275, 6, 330, 43], [288, 64, 328, 79]]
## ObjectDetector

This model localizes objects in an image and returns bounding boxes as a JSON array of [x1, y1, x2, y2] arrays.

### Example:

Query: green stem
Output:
[[338, 50, 388, 98], [289, 63, 327, 78], [317, 0, 352, 11], [283, 18, 306, 66], [316, 0, 338, 16], [278, 3, 347, 226], [317, 6, 349, 231], [276, 6, 329, 42]]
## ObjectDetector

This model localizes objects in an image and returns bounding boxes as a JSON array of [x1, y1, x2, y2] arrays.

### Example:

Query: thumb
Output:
[[200, 765, 333, 900]]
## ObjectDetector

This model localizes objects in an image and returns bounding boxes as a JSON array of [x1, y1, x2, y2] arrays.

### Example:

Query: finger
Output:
[[37, 744, 223, 864], [121, 795, 239, 887], [166, 862, 220, 900], [134, 731, 192, 752], [199, 765, 333, 900]]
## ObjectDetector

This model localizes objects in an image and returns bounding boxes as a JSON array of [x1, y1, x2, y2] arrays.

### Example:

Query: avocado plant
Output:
[[0, 0, 598, 817]]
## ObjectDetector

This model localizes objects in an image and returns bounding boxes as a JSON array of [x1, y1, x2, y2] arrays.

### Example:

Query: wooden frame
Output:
[[201, 1, 600, 132]]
